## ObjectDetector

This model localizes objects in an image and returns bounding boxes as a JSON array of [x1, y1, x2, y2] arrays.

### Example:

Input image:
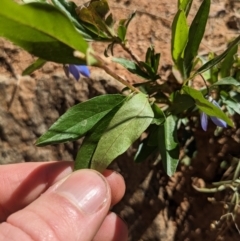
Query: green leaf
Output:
[[74, 102, 124, 170], [211, 77, 240, 87], [116, 12, 136, 42], [145, 45, 160, 73], [221, 94, 240, 115], [158, 115, 179, 176], [147, 125, 159, 146], [134, 138, 157, 163], [140, 61, 155, 76], [75, 0, 112, 36], [183, 0, 210, 77], [112, 57, 149, 79], [178, 0, 193, 16], [182, 86, 234, 127], [210, 61, 219, 83], [151, 103, 165, 125], [220, 44, 238, 78], [23, 0, 47, 2], [104, 42, 115, 57], [195, 35, 240, 75], [0, 0, 88, 64], [124, 11, 136, 30], [170, 91, 195, 114], [171, 9, 188, 71], [22, 58, 46, 75], [50, 0, 98, 41], [117, 23, 127, 42], [36, 94, 126, 146], [105, 13, 115, 27], [91, 93, 154, 172], [153, 53, 161, 74]]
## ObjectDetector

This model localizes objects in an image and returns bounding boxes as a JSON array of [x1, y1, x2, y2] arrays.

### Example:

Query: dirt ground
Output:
[[1, 0, 240, 240]]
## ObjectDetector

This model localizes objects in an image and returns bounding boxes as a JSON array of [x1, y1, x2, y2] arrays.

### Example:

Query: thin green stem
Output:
[[233, 160, 240, 181], [182, 73, 196, 86]]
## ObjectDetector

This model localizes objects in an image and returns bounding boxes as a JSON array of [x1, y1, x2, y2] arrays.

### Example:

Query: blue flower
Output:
[[200, 97, 227, 131], [67, 65, 90, 81]]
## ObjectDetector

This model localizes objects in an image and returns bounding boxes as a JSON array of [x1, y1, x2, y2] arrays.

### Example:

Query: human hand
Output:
[[0, 161, 128, 241]]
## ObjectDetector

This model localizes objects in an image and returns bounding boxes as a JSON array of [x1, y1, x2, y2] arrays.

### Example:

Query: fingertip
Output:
[[103, 170, 126, 206], [6, 170, 112, 241], [93, 212, 128, 241], [0, 161, 74, 221]]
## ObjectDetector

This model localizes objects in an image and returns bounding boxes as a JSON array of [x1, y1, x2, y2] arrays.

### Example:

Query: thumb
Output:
[[0, 170, 111, 241]]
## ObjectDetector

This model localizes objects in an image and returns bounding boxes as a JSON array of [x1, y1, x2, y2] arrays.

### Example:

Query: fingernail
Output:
[[55, 170, 109, 214]]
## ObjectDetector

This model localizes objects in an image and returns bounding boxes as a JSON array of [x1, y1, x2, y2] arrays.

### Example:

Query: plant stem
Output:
[[119, 42, 147, 73], [120, 42, 141, 65], [94, 54, 139, 93]]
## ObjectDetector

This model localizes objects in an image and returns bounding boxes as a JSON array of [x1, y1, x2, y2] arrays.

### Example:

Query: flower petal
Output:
[[211, 99, 221, 108], [200, 112, 208, 131], [210, 116, 227, 128], [75, 65, 90, 78], [69, 65, 80, 81]]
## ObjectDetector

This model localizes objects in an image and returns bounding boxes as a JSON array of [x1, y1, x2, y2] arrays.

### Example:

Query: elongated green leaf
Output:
[[112, 57, 149, 79], [158, 115, 179, 176], [134, 138, 157, 163], [182, 86, 234, 127], [117, 24, 127, 42], [75, 0, 111, 36], [171, 10, 188, 71], [220, 44, 238, 78], [22, 58, 46, 75], [36, 94, 126, 146], [147, 125, 159, 146], [145, 45, 161, 75], [91, 93, 154, 172], [140, 61, 155, 76], [178, 0, 193, 16], [51, 0, 97, 40], [183, 0, 210, 77], [0, 0, 88, 64], [151, 103, 165, 125], [23, 0, 47, 2], [221, 94, 240, 115], [210, 60, 219, 84], [170, 92, 195, 114], [124, 11, 136, 30], [196, 35, 240, 75], [211, 77, 240, 87], [74, 102, 124, 170]]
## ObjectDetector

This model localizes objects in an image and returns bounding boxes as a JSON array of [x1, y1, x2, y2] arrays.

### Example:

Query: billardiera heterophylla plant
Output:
[[0, 0, 238, 178], [1, 0, 240, 234], [66, 65, 90, 81], [200, 96, 227, 131]]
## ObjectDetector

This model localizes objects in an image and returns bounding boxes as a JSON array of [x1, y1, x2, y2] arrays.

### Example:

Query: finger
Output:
[[93, 212, 128, 241], [102, 170, 126, 206], [0, 170, 111, 241], [0, 162, 125, 221], [0, 161, 73, 221]]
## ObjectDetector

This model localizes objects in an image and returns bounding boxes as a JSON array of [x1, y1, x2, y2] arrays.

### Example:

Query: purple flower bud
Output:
[[200, 97, 227, 131], [200, 112, 208, 131], [68, 65, 90, 81], [210, 116, 227, 128]]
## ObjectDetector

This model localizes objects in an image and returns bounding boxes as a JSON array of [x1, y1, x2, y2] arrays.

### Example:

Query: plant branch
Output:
[[93, 54, 139, 93], [118, 42, 147, 73], [120, 42, 141, 65]]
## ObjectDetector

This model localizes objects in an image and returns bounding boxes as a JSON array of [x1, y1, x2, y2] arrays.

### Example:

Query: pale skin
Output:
[[0, 161, 128, 241]]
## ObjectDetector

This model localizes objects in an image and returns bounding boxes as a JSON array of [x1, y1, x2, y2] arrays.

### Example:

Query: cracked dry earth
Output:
[[1, 0, 240, 240]]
